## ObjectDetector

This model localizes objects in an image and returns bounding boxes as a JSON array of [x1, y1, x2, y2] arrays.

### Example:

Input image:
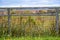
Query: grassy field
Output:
[[0, 36, 60, 40]]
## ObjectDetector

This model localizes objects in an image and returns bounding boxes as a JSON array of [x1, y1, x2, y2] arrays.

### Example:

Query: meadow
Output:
[[0, 36, 60, 40]]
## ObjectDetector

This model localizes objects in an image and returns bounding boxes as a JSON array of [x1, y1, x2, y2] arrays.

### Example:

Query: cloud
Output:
[[0, 4, 60, 7], [0, 0, 60, 7]]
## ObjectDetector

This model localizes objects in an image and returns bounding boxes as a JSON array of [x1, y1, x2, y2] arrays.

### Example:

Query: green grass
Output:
[[0, 37, 4, 40], [0, 36, 60, 40]]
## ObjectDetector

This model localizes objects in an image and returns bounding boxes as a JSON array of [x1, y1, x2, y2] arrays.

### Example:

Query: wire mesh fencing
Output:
[[0, 7, 60, 40]]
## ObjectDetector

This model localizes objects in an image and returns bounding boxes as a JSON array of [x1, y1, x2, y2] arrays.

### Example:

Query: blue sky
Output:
[[0, 0, 60, 7]]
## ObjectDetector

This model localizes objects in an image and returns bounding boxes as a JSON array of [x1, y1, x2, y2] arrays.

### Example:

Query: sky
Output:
[[0, 0, 60, 7]]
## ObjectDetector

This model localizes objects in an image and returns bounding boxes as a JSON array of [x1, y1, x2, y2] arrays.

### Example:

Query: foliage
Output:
[[0, 11, 59, 37]]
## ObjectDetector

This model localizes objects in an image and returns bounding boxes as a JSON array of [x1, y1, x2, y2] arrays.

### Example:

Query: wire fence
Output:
[[0, 7, 60, 38]]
